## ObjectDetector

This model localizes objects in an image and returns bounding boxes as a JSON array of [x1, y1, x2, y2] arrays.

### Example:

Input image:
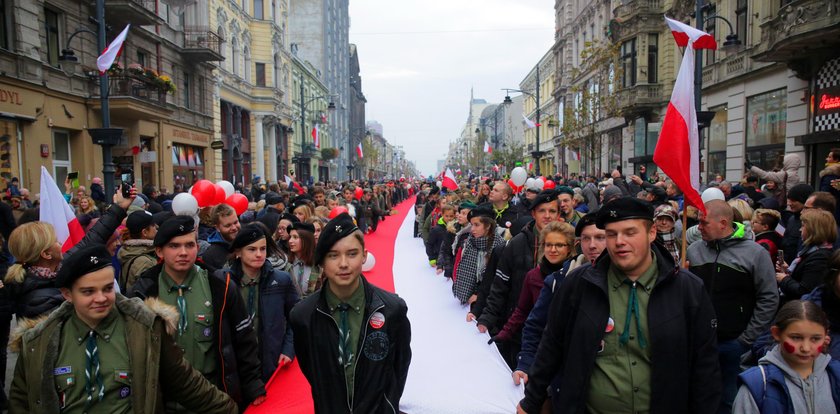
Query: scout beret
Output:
[[290, 221, 316, 234], [56, 244, 113, 288], [230, 223, 267, 251], [596, 197, 654, 229], [467, 203, 495, 221], [459, 201, 478, 211], [575, 213, 598, 237], [126, 210, 155, 236], [314, 213, 359, 266], [290, 196, 312, 212], [556, 186, 574, 197], [279, 213, 300, 224], [152, 211, 174, 226], [153, 215, 196, 247], [529, 190, 559, 211], [265, 192, 284, 206]]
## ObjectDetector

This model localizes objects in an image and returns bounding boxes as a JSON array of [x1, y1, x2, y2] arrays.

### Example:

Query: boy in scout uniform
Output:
[[9, 244, 237, 413], [290, 212, 412, 413], [129, 216, 265, 410]]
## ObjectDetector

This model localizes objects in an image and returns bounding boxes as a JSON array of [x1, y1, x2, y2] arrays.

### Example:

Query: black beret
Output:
[[529, 190, 559, 211], [279, 213, 300, 224], [153, 215, 196, 247], [468, 203, 495, 221], [230, 223, 267, 251], [595, 197, 654, 229], [575, 213, 598, 237], [556, 186, 574, 197], [56, 244, 113, 288], [126, 211, 154, 236], [265, 192, 284, 205], [290, 221, 316, 234], [314, 213, 359, 265], [290, 197, 312, 212], [152, 211, 174, 226]]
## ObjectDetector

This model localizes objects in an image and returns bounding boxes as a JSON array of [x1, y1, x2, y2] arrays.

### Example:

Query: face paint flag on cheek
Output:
[[783, 341, 796, 354]]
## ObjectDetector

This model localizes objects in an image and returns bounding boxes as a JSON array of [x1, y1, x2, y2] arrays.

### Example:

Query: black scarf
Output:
[[539, 256, 565, 277]]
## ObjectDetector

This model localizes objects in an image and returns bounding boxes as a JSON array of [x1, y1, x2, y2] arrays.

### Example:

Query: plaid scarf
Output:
[[453, 233, 504, 304], [28, 265, 58, 280], [657, 230, 680, 263]]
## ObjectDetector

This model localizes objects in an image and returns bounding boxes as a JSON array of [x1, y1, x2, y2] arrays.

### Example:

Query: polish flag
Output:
[[527, 162, 534, 171], [522, 114, 539, 129], [442, 168, 458, 191], [285, 174, 305, 195], [455, 168, 461, 175], [654, 17, 717, 214], [567, 148, 581, 161], [40, 167, 84, 252], [483, 141, 492, 154], [356, 142, 364, 159], [311, 125, 320, 149], [96, 25, 130, 74]]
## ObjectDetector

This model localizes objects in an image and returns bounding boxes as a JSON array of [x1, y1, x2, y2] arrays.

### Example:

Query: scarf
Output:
[[538, 256, 565, 278], [789, 242, 833, 273], [291, 259, 311, 297], [453, 233, 504, 304], [29, 265, 58, 280], [657, 230, 680, 262]]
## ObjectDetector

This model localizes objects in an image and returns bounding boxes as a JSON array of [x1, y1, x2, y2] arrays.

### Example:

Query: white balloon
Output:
[[701, 187, 725, 203], [362, 252, 376, 272], [436, 180, 442, 188], [172, 193, 199, 215], [534, 179, 545, 190], [510, 167, 527, 186], [216, 180, 235, 198], [525, 178, 535, 189]]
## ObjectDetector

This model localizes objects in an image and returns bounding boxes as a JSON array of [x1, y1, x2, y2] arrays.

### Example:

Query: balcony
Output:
[[91, 75, 172, 118], [612, 0, 664, 40], [616, 83, 666, 118], [99, 0, 164, 27], [182, 28, 225, 62], [753, 0, 840, 67]]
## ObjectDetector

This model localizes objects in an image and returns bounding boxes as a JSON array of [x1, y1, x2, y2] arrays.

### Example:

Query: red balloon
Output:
[[224, 193, 249, 216], [507, 179, 521, 193], [543, 180, 556, 190], [192, 179, 216, 208], [539, 176, 547, 182], [354, 187, 364, 200], [329, 206, 349, 219], [212, 184, 226, 206]]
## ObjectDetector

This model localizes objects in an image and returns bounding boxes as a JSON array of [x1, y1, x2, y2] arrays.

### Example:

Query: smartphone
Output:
[[776, 251, 786, 273], [120, 172, 133, 199], [67, 171, 79, 188]]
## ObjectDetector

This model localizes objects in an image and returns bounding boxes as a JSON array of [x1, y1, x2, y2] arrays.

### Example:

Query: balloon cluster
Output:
[[171, 179, 249, 216], [506, 167, 556, 192]]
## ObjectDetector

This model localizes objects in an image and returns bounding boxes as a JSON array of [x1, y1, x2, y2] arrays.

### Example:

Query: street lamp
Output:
[[503, 64, 544, 176], [347, 128, 370, 180], [694, 1, 742, 129], [58, 0, 120, 196], [294, 72, 335, 183]]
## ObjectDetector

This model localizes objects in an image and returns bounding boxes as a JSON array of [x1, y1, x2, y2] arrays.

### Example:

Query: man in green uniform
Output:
[[10, 244, 237, 413], [129, 215, 265, 410]]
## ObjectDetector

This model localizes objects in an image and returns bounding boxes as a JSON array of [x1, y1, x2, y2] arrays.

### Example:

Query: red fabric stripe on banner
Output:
[[654, 103, 705, 212], [245, 196, 416, 413], [61, 218, 86, 253]]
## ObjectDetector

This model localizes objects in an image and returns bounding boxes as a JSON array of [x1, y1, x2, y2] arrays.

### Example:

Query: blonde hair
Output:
[[77, 196, 97, 214], [538, 221, 576, 263], [314, 206, 330, 219], [293, 203, 313, 222], [728, 199, 754, 223], [801, 209, 838, 246], [5, 222, 58, 284]]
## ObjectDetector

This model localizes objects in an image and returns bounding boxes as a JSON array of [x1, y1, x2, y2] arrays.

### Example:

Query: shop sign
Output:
[[817, 86, 840, 115]]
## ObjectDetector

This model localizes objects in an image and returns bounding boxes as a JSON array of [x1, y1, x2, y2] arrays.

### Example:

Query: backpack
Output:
[[739, 359, 840, 413]]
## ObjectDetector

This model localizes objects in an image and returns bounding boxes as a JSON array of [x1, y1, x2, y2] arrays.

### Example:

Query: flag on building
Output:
[[96, 25, 130, 73], [483, 141, 492, 154], [284, 174, 305, 195], [522, 114, 539, 129], [356, 142, 364, 159], [654, 16, 717, 213], [442, 168, 458, 190], [311, 125, 320, 149], [527, 162, 534, 171], [566, 148, 581, 161], [40, 167, 84, 252]]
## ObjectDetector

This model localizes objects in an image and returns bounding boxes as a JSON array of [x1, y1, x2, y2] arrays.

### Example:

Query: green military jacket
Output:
[[9, 294, 238, 414]]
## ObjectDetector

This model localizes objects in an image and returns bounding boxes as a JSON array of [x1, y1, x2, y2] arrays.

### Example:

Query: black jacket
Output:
[[521, 244, 721, 413], [289, 276, 411, 413], [477, 220, 538, 332], [425, 218, 447, 261], [494, 202, 524, 230], [201, 231, 232, 273], [779, 245, 833, 301], [128, 262, 265, 408]]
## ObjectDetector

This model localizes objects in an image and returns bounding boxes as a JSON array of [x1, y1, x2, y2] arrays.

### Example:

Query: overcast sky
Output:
[[348, 0, 555, 176]]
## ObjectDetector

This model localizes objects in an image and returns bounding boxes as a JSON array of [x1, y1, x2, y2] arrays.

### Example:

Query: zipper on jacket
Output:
[[351, 303, 385, 411], [384, 394, 396, 414], [316, 307, 352, 412]]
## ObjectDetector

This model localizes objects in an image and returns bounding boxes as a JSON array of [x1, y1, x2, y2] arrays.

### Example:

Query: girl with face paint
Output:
[[732, 300, 840, 414]]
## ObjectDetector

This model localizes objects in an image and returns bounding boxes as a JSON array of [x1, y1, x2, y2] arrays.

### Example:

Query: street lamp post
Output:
[[295, 72, 335, 184], [503, 64, 543, 176], [59, 0, 120, 196]]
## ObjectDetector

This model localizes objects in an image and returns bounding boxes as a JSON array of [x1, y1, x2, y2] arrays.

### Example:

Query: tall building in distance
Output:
[[288, 0, 350, 179]]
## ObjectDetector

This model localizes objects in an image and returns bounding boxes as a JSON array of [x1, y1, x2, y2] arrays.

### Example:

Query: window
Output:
[[137, 50, 147, 67], [736, 0, 747, 46], [707, 107, 727, 182], [647, 33, 658, 83], [705, 4, 716, 64], [634, 117, 646, 157], [53, 130, 71, 183], [254, 0, 263, 19], [244, 48, 251, 82], [45, 8, 60, 67], [0, 0, 10, 50], [746, 89, 787, 170], [183, 71, 191, 109], [256, 62, 266, 86], [231, 38, 239, 75], [198, 76, 206, 113], [621, 38, 637, 88]]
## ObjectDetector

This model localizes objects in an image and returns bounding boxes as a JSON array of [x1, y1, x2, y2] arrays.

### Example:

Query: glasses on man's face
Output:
[[543, 243, 570, 251]]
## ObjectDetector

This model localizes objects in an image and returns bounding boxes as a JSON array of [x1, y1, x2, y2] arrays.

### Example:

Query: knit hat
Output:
[[786, 183, 814, 204], [602, 185, 624, 205]]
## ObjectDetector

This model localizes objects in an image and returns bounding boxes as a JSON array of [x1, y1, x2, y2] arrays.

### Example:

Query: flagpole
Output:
[[680, 210, 688, 268], [96, 0, 116, 197]]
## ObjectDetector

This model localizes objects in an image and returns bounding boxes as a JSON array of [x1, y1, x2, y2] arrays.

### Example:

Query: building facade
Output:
[[520, 48, 557, 176], [348, 43, 366, 180], [290, 52, 333, 183]]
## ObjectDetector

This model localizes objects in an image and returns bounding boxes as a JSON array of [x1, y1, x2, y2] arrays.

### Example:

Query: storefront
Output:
[[798, 56, 840, 184], [161, 123, 210, 190], [745, 89, 787, 171]]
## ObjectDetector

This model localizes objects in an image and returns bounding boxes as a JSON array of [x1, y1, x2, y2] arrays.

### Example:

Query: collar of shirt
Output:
[[70, 306, 119, 345], [325, 281, 365, 316], [608, 252, 658, 293], [160, 266, 198, 292]]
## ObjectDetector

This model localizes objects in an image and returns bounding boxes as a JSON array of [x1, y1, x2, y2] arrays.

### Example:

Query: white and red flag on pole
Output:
[[96, 25, 130, 74], [566, 148, 581, 161], [442, 168, 458, 191], [527, 162, 534, 171], [356, 142, 364, 159], [311, 125, 320, 149], [285, 174, 305, 195], [654, 17, 716, 214], [40, 167, 84, 252], [483, 141, 492, 154], [522, 114, 539, 129]]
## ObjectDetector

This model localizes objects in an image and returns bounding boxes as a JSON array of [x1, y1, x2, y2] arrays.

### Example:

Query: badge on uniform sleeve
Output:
[[54, 366, 72, 375], [118, 371, 129, 380], [119, 387, 131, 399], [369, 312, 385, 329], [197, 314, 206, 322], [203, 327, 212, 337], [605, 317, 615, 333]]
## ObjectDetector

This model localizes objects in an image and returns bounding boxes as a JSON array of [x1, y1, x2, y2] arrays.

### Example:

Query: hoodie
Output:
[[733, 345, 838, 414], [750, 154, 802, 204]]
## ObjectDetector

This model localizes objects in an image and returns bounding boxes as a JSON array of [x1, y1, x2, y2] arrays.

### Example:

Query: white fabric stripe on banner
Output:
[[393, 208, 524, 413]]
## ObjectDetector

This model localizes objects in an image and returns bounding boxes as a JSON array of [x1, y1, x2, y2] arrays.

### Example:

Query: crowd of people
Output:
[[412, 148, 840, 414]]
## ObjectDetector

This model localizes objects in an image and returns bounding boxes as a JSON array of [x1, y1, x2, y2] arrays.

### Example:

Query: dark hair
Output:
[[228, 222, 283, 262], [290, 227, 316, 267], [809, 191, 837, 214], [831, 148, 840, 162], [774, 300, 829, 334], [825, 250, 840, 292]]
